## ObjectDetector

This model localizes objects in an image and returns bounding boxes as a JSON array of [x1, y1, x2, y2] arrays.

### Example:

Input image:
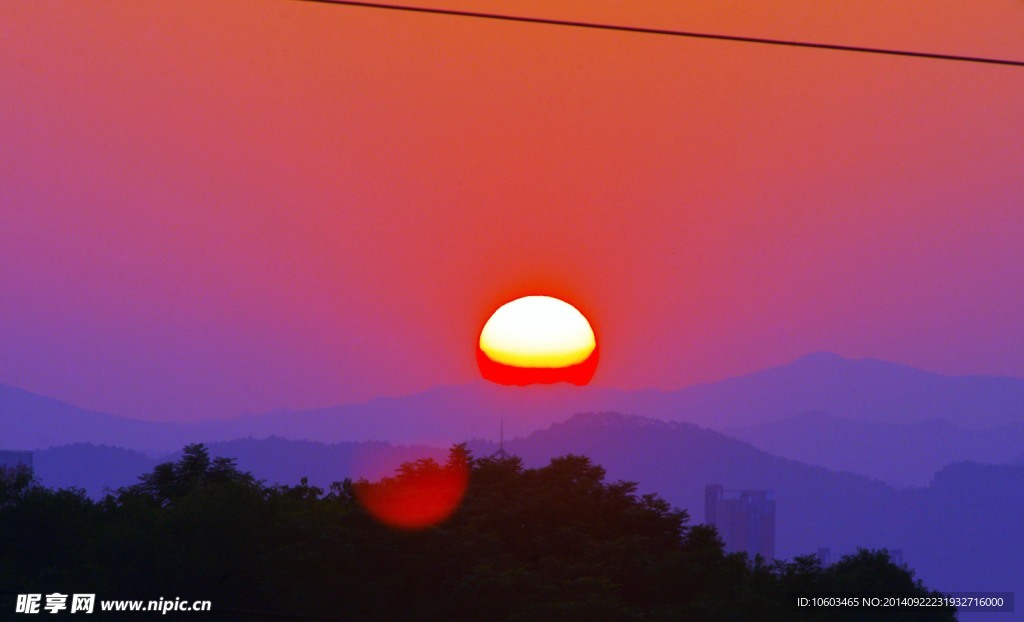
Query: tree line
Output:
[[0, 444, 955, 621]]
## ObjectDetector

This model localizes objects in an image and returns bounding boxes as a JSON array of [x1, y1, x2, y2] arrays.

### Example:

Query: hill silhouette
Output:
[[727, 412, 1024, 487], [0, 384, 188, 452], [31, 412, 1024, 612], [6, 352, 1024, 455]]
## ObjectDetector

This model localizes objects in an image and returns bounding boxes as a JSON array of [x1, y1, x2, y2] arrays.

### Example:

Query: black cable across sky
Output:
[[296, 0, 1024, 68]]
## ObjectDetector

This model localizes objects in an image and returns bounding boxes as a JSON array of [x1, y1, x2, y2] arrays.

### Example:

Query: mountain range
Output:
[[726, 412, 1024, 487], [5, 353, 1023, 487]]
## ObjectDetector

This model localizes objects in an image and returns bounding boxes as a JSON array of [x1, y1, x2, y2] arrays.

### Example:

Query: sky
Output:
[[2, 0, 1023, 421]]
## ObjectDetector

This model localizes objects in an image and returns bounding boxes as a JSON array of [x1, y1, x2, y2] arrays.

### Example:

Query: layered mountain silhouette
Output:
[[0, 384, 187, 452], [196, 352, 1024, 444], [727, 412, 1024, 487], [33, 443, 159, 497], [6, 353, 1024, 490]]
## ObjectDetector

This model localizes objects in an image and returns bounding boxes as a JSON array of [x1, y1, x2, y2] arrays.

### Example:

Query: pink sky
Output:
[[2, 1, 1023, 421]]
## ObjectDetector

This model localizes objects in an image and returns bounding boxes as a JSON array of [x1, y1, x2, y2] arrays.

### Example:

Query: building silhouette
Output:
[[0, 450, 33, 480], [705, 484, 775, 561]]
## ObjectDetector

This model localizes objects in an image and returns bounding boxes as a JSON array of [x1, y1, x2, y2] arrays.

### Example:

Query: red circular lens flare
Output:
[[478, 296, 598, 386], [354, 459, 470, 530]]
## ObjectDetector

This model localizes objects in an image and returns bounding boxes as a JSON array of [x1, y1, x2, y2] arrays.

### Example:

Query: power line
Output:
[[295, 0, 1024, 68]]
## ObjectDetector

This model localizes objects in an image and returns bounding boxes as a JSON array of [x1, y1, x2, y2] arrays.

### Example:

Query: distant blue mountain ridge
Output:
[[4, 352, 1024, 487]]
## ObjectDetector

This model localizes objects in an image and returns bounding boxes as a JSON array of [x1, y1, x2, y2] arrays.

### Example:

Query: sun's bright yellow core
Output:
[[479, 296, 596, 368]]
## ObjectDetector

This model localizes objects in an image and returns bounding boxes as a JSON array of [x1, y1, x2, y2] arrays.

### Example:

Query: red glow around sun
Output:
[[477, 344, 599, 386]]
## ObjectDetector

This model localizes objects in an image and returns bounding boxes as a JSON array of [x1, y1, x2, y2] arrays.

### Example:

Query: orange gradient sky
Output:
[[1, 1, 1023, 420]]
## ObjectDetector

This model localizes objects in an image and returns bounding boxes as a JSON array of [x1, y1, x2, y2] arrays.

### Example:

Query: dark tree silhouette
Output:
[[120, 443, 258, 507], [0, 444, 956, 621]]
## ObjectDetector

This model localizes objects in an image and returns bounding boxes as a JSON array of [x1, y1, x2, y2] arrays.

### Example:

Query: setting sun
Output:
[[478, 296, 598, 386]]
